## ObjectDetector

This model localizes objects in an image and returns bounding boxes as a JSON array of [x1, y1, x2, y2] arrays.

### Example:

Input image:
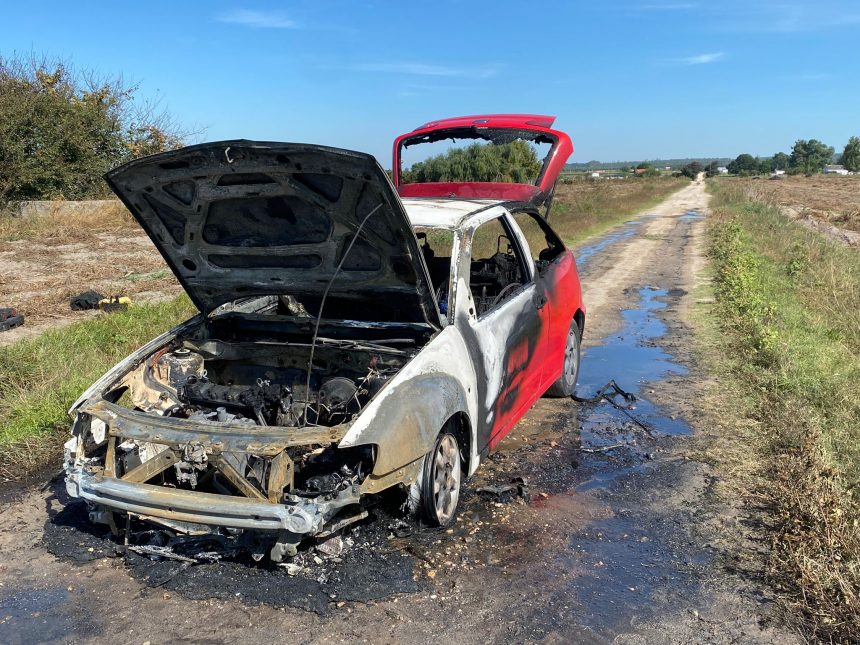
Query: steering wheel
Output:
[[490, 282, 522, 308]]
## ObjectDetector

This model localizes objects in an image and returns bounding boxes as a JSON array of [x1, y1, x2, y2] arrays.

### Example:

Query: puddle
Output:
[[0, 586, 82, 644], [680, 209, 704, 221], [532, 283, 710, 634], [576, 286, 691, 442], [575, 219, 646, 269]]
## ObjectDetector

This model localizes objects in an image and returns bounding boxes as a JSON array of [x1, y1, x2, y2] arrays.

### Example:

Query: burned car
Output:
[[64, 114, 584, 561]]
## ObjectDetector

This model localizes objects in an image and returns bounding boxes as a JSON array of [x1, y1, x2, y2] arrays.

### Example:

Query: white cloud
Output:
[[217, 9, 298, 29], [680, 52, 724, 65], [351, 62, 498, 79]]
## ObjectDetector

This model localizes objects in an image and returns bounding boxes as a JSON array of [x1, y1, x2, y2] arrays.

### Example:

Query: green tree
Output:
[[0, 54, 186, 205], [757, 157, 774, 174], [771, 152, 789, 171], [401, 139, 542, 184], [680, 161, 702, 179], [789, 139, 834, 176], [727, 153, 759, 176], [840, 136, 860, 172], [704, 161, 720, 178]]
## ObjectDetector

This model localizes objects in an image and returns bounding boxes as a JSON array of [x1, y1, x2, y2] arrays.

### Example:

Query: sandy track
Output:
[[0, 180, 800, 644]]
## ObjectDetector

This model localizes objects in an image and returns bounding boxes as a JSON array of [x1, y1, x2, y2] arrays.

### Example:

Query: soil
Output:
[[0, 230, 180, 346], [739, 175, 860, 245], [0, 179, 800, 644]]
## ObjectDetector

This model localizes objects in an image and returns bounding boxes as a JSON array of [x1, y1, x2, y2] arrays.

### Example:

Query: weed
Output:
[[0, 295, 196, 480], [705, 179, 860, 641], [551, 177, 687, 246]]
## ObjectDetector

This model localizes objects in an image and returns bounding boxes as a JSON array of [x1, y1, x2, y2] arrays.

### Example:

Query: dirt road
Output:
[[0, 179, 799, 644]]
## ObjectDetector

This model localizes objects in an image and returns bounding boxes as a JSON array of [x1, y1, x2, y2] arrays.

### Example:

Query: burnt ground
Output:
[[0, 179, 800, 644]]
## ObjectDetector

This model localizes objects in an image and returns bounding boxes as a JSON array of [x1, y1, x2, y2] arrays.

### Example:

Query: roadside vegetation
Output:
[[401, 140, 542, 185], [704, 179, 860, 641], [0, 53, 187, 207], [0, 297, 196, 481], [0, 199, 135, 241], [552, 176, 687, 245]]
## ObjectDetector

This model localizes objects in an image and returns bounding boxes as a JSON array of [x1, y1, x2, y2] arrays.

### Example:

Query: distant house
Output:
[[717, 167, 729, 175], [824, 164, 849, 175], [590, 172, 601, 179], [664, 166, 672, 171], [771, 169, 786, 177]]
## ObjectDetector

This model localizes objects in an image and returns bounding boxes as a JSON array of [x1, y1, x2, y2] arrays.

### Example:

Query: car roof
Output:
[[403, 197, 504, 230]]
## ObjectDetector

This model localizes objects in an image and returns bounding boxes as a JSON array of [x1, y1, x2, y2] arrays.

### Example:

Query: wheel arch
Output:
[[574, 308, 585, 338], [443, 410, 474, 476]]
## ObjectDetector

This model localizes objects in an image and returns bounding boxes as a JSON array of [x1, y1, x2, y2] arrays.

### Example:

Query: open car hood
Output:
[[106, 141, 441, 326], [392, 114, 573, 213]]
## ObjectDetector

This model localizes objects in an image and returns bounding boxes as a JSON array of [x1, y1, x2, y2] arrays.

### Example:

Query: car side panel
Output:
[[451, 209, 549, 453], [338, 324, 480, 478], [541, 251, 583, 385]]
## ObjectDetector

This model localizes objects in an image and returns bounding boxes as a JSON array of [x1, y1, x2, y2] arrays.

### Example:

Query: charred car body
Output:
[[64, 115, 585, 560]]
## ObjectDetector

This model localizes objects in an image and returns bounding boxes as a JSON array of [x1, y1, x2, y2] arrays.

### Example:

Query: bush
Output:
[[0, 54, 187, 206]]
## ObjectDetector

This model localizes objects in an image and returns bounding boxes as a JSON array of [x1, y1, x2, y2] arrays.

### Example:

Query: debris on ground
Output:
[[476, 476, 529, 503], [70, 291, 105, 311], [0, 307, 24, 332], [97, 295, 132, 312]]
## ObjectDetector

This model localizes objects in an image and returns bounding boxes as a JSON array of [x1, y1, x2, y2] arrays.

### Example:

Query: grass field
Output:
[[551, 176, 688, 245], [0, 201, 181, 338], [702, 178, 860, 642], [0, 296, 196, 480], [721, 175, 860, 233]]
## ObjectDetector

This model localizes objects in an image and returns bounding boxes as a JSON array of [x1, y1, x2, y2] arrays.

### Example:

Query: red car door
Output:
[[510, 210, 582, 388], [460, 214, 548, 451]]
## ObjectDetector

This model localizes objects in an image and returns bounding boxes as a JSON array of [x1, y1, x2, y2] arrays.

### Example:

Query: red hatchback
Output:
[[63, 115, 584, 561]]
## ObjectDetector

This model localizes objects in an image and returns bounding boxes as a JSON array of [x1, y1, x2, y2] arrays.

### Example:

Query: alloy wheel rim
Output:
[[564, 329, 579, 383], [433, 435, 461, 523]]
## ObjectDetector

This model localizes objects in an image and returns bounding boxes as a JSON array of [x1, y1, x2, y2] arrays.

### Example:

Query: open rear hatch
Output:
[[106, 140, 441, 326], [392, 114, 573, 215]]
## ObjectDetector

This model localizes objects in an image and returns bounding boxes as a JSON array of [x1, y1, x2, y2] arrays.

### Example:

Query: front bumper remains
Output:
[[66, 469, 360, 535]]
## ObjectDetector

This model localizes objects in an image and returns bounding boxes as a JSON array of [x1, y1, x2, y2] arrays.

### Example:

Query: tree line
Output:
[[722, 138, 860, 177], [400, 139, 542, 184], [0, 54, 188, 206]]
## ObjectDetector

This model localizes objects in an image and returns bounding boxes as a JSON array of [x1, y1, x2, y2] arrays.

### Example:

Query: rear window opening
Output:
[[399, 129, 553, 186]]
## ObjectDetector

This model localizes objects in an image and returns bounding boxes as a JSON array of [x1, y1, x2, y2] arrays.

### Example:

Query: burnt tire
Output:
[[545, 322, 581, 398], [411, 431, 462, 527]]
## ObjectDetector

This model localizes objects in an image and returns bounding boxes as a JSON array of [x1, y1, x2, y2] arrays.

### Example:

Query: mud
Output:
[[0, 179, 800, 644], [43, 494, 423, 615]]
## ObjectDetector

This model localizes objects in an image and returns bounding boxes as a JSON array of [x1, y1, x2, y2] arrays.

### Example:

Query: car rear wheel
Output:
[[411, 431, 462, 526], [545, 322, 581, 398]]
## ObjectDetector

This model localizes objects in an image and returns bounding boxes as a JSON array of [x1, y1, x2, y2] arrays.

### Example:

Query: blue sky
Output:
[[2, 1, 858, 164]]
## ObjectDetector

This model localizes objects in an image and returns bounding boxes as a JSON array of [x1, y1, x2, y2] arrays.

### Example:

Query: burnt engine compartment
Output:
[[110, 315, 418, 500], [163, 340, 399, 429], [101, 314, 424, 502]]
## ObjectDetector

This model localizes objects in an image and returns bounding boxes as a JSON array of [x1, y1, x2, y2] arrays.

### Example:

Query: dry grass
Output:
[[705, 179, 860, 642], [0, 201, 179, 329], [551, 176, 688, 245], [0, 200, 137, 241], [721, 175, 860, 233]]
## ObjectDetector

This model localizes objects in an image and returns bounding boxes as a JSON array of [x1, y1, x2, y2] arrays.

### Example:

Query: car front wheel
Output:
[[415, 431, 461, 526]]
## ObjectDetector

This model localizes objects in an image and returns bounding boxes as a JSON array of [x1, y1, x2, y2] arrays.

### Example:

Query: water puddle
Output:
[[0, 586, 78, 644], [680, 209, 703, 221], [577, 286, 691, 443], [575, 219, 647, 269]]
